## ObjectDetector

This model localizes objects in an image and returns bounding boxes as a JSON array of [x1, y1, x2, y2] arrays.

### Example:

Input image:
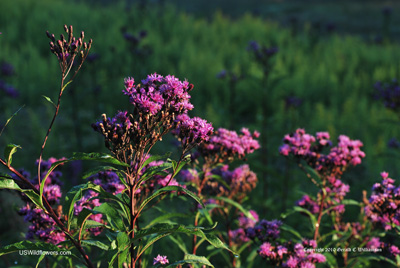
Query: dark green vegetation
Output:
[[1, 0, 400, 266]]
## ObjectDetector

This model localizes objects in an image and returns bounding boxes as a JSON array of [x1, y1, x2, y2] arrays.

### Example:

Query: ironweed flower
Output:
[[153, 254, 169, 265], [93, 73, 195, 162], [365, 172, 400, 230], [280, 128, 365, 178], [174, 114, 213, 151], [246, 218, 326, 267], [197, 127, 260, 164]]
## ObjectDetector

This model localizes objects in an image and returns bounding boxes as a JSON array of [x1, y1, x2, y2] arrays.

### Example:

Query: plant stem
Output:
[[314, 189, 327, 242], [37, 79, 64, 185]]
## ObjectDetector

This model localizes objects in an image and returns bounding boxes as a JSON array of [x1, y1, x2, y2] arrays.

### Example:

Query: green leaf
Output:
[[93, 203, 126, 231], [0, 105, 24, 137], [137, 186, 204, 215], [280, 223, 303, 240], [0, 241, 62, 256], [139, 153, 171, 173], [4, 144, 21, 166], [214, 196, 254, 220], [0, 179, 44, 209], [137, 162, 172, 185], [167, 235, 188, 254], [145, 212, 190, 228], [63, 181, 128, 231], [323, 252, 338, 268], [116, 232, 130, 268], [42, 95, 56, 108], [283, 206, 317, 231], [165, 254, 214, 268], [81, 240, 109, 251], [61, 80, 73, 93], [82, 166, 120, 180], [342, 199, 361, 206], [135, 223, 236, 258], [35, 254, 46, 268], [169, 154, 191, 175], [40, 152, 128, 209]]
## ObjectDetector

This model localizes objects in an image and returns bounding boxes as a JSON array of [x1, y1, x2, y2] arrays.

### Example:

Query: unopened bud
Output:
[[81, 31, 84, 40], [64, 24, 68, 33]]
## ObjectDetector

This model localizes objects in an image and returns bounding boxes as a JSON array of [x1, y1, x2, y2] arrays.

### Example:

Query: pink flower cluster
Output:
[[153, 254, 169, 265], [123, 73, 194, 115], [365, 172, 400, 231], [174, 114, 214, 147], [280, 129, 365, 177], [198, 127, 260, 163], [229, 210, 259, 244], [258, 239, 326, 267]]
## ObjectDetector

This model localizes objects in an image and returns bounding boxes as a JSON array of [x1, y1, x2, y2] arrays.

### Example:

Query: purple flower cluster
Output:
[[365, 172, 400, 231], [198, 127, 260, 164], [93, 74, 202, 161], [174, 114, 214, 148], [246, 219, 282, 241], [280, 129, 365, 177], [123, 73, 194, 116], [153, 254, 169, 265], [257, 238, 326, 267], [18, 158, 66, 244], [229, 210, 259, 244], [366, 237, 400, 258], [374, 80, 400, 111]]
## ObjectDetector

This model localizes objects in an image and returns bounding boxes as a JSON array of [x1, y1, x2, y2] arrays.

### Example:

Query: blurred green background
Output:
[[1, 0, 400, 266]]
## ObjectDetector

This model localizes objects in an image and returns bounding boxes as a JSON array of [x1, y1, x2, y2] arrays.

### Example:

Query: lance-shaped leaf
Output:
[[139, 153, 171, 173], [40, 152, 129, 208], [214, 196, 255, 220], [137, 186, 204, 217], [0, 105, 24, 137], [137, 162, 172, 186], [0, 240, 66, 256], [134, 223, 236, 259], [64, 181, 128, 231], [93, 203, 126, 232], [165, 254, 214, 268], [0, 178, 44, 210], [81, 240, 109, 251], [4, 144, 21, 166]]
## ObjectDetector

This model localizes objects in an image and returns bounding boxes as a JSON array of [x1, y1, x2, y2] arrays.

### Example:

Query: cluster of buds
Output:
[[46, 25, 92, 76]]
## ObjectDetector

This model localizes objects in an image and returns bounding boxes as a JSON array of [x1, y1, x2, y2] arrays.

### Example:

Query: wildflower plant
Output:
[[0, 25, 235, 268]]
